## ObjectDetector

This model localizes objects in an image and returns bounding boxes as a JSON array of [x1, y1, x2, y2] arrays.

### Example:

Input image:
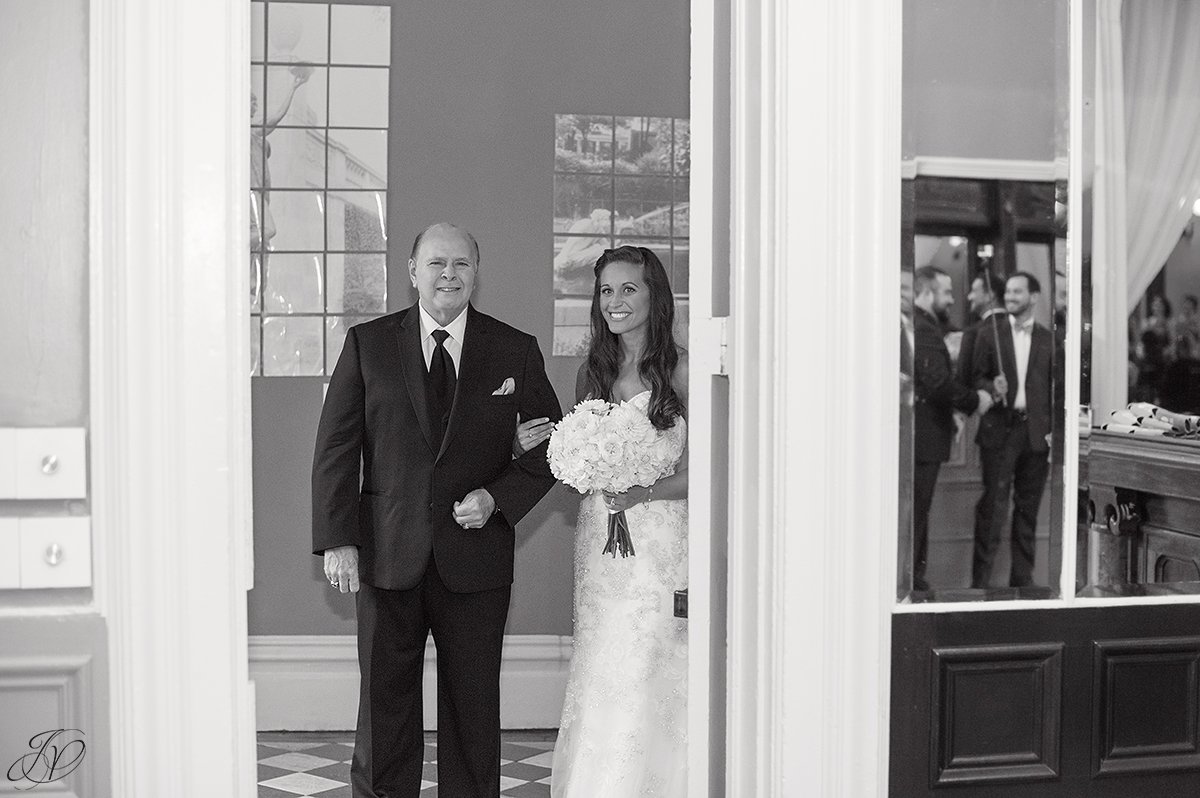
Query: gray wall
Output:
[[249, 0, 690, 636], [0, 0, 95, 616], [903, 0, 1066, 162], [0, 0, 89, 427], [0, 5, 109, 795]]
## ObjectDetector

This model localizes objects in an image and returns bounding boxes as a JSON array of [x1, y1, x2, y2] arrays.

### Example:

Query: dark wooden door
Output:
[[890, 605, 1200, 796]]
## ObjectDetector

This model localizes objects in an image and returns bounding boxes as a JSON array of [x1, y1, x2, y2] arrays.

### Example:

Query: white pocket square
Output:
[[492, 377, 516, 396]]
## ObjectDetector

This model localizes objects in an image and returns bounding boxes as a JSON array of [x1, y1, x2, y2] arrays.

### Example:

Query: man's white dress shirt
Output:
[[1010, 315, 1033, 411], [418, 303, 467, 376]]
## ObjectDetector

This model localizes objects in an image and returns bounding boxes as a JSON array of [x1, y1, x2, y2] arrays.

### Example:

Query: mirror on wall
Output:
[[898, 0, 1069, 602], [1078, 1, 1200, 596]]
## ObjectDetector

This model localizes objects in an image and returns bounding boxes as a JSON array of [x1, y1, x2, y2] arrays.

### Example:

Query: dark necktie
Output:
[[428, 329, 456, 441]]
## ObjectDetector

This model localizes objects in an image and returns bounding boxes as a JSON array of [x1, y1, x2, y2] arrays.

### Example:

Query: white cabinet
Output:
[[0, 429, 15, 498], [14, 428, 88, 499], [18, 517, 91, 589], [0, 428, 92, 589], [0, 518, 19, 588]]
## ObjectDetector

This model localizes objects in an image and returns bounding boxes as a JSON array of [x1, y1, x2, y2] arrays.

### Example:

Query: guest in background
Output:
[[956, 269, 1007, 569], [1172, 294, 1200, 360], [970, 272, 1053, 589], [957, 270, 1008, 386], [899, 269, 915, 588], [901, 269, 915, 405], [1161, 294, 1200, 413], [1135, 294, 1173, 402], [911, 266, 993, 592]]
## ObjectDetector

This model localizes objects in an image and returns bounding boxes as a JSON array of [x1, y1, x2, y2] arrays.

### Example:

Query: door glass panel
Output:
[[898, 0, 1068, 603]]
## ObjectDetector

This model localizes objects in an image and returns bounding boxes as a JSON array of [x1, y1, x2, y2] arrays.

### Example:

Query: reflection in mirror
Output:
[[899, 0, 1068, 602], [1079, 1, 1200, 596]]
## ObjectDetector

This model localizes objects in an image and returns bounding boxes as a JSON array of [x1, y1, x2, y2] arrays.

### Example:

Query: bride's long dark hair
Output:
[[582, 246, 685, 431]]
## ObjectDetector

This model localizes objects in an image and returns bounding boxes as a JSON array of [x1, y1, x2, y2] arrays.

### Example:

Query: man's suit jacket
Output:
[[311, 304, 562, 593], [914, 307, 980, 464], [971, 317, 1053, 452], [956, 310, 1008, 386]]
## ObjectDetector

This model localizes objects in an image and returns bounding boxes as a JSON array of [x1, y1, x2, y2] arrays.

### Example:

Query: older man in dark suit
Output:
[[970, 271, 1054, 588], [313, 223, 562, 797], [911, 266, 993, 591]]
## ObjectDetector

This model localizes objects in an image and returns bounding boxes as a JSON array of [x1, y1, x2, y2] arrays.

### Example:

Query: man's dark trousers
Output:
[[973, 414, 1050, 588]]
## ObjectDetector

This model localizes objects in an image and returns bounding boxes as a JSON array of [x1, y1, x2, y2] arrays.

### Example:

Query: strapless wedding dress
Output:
[[550, 391, 688, 797]]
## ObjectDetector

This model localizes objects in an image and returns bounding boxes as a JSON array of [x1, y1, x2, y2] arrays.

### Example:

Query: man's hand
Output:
[[975, 389, 994, 416], [453, 488, 496, 529], [324, 545, 360, 594], [993, 374, 1008, 399], [953, 411, 967, 443]]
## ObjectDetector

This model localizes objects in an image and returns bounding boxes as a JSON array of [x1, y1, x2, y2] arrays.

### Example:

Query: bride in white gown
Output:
[[517, 245, 689, 796]]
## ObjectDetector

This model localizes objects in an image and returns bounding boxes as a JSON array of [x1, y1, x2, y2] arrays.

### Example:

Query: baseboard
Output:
[[248, 634, 572, 731]]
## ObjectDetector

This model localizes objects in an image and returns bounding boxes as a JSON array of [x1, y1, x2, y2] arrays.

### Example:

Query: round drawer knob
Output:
[[44, 543, 64, 566], [41, 455, 60, 475]]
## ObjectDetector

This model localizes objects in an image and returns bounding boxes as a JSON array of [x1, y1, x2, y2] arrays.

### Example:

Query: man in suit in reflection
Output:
[[899, 270, 915, 588], [912, 266, 993, 591], [957, 271, 1008, 389], [970, 271, 1053, 589], [956, 270, 1007, 574], [312, 223, 561, 797]]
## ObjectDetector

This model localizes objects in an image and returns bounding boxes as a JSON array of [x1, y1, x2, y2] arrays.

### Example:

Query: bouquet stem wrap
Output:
[[603, 508, 636, 558]]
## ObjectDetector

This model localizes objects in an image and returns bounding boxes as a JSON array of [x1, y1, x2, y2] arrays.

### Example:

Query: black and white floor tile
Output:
[[257, 731, 557, 798]]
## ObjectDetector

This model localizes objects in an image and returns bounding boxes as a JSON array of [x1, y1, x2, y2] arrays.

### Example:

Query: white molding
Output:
[[895, 592, 1200, 614], [727, 0, 897, 795], [91, 0, 255, 795], [1061, 0, 1085, 605], [688, 0, 722, 794], [249, 635, 572, 731], [901, 156, 1067, 182]]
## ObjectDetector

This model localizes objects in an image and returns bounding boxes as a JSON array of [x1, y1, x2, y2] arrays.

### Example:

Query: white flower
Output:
[[548, 397, 683, 496]]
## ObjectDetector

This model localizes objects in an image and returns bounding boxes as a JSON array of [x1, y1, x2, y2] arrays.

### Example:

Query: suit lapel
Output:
[[999, 323, 1019, 406], [438, 306, 488, 462], [397, 308, 436, 453], [1029, 324, 1051, 396]]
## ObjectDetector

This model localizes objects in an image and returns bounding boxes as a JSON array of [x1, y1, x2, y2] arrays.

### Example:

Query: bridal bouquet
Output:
[[548, 399, 679, 557]]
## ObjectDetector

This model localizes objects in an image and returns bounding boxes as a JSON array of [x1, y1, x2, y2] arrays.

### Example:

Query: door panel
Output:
[[891, 605, 1200, 796]]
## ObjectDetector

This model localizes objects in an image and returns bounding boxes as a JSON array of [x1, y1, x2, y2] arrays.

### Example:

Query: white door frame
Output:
[[92, 0, 899, 794], [715, 0, 900, 794], [91, 0, 256, 795]]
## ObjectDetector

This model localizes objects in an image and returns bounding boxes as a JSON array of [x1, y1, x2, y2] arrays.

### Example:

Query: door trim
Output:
[[724, 0, 900, 794], [91, 0, 255, 794]]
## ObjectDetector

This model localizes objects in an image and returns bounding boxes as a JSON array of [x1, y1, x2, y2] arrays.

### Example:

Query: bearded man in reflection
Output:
[[970, 272, 1053, 589], [912, 266, 993, 592]]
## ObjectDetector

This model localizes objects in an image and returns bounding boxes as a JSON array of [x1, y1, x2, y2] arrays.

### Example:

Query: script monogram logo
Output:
[[6, 729, 86, 789]]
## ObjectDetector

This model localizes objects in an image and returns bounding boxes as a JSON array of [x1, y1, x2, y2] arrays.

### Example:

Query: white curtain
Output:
[[1123, 0, 1200, 306], [1092, 0, 1200, 418]]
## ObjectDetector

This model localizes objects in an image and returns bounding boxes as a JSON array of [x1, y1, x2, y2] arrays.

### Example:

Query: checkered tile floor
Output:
[[257, 731, 557, 797]]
